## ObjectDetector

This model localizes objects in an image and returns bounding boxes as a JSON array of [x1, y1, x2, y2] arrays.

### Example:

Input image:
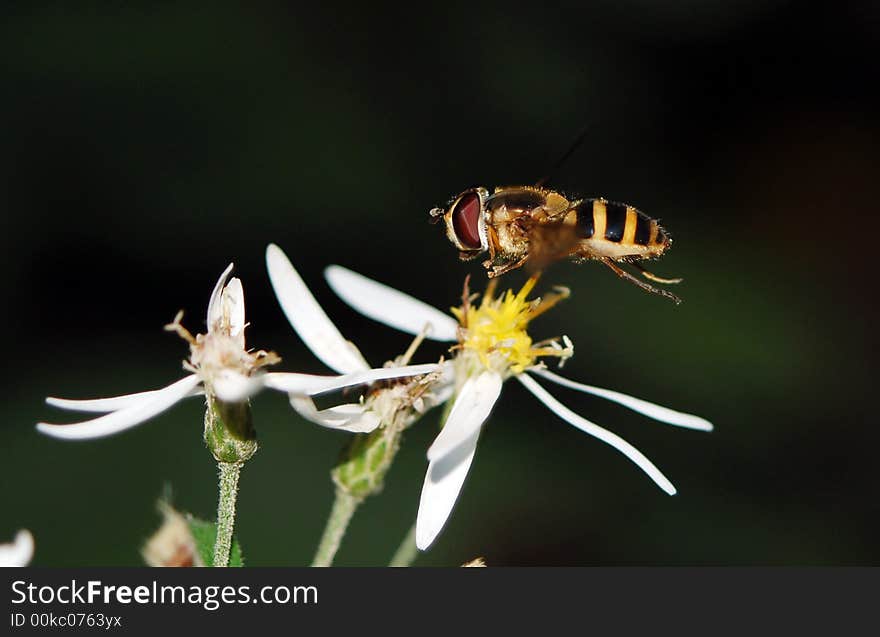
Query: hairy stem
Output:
[[389, 522, 418, 567], [213, 461, 242, 567], [311, 489, 362, 567], [315, 332, 444, 567]]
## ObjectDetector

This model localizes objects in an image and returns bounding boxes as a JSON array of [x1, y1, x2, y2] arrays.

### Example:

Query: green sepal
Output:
[[188, 516, 244, 567], [204, 397, 258, 464], [332, 428, 400, 498]]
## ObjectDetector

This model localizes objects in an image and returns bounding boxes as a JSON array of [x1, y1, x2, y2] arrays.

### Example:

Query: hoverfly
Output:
[[429, 185, 683, 304]]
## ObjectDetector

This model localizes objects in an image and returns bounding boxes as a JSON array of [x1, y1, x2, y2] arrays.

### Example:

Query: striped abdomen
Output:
[[568, 198, 670, 260]]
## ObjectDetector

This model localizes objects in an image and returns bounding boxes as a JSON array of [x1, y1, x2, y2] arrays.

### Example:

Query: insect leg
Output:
[[601, 258, 682, 305], [630, 261, 683, 285], [485, 254, 530, 278], [486, 225, 499, 261]]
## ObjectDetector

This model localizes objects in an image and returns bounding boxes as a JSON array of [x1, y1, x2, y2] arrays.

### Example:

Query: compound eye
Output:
[[451, 191, 483, 250]]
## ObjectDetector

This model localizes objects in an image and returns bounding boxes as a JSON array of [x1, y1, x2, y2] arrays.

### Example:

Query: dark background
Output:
[[2, 2, 877, 566]]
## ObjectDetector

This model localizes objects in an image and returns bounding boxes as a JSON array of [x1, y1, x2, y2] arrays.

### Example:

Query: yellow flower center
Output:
[[451, 275, 573, 376]]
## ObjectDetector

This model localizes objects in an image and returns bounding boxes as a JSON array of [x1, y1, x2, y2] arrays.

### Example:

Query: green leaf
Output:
[[187, 516, 244, 567]]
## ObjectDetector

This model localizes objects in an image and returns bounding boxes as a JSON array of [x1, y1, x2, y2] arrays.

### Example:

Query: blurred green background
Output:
[[2, 2, 877, 565]]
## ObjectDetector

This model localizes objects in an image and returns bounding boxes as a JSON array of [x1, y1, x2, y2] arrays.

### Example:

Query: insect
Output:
[[429, 185, 684, 304]]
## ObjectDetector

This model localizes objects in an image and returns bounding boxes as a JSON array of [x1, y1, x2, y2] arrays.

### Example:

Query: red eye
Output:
[[451, 191, 482, 250]]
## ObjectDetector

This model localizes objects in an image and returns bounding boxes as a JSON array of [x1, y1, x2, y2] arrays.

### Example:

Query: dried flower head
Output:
[[142, 502, 203, 568]]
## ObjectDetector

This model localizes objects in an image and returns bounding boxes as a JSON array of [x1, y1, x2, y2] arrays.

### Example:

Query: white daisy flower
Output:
[[0, 530, 34, 567], [323, 266, 714, 550], [266, 244, 451, 434], [38, 263, 441, 441]]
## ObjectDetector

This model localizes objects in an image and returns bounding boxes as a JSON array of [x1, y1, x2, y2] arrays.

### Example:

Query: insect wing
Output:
[[523, 220, 583, 272]]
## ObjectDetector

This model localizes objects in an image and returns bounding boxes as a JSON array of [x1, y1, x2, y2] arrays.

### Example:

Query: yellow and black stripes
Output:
[[575, 199, 668, 249], [634, 212, 652, 245], [604, 201, 627, 242], [574, 200, 595, 238], [652, 224, 667, 247]]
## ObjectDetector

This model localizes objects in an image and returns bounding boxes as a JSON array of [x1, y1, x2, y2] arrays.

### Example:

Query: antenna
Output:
[[535, 125, 589, 187]]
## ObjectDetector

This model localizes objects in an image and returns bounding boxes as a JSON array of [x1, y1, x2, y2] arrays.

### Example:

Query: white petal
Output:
[[261, 372, 344, 394], [36, 375, 201, 440], [417, 434, 479, 550], [223, 277, 246, 338], [427, 371, 502, 462], [415, 371, 501, 550], [207, 263, 235, 332], [266, 244, 369, 374], [211, 369, 261, 403], [324, 265, 459, 342], [517, 373, 677, 495], [46, 384, 204, 413], [289, 396, 380, 433], [0, 530, 34, 567], [262, 363, 441, 396], [532, 369, 714, 432]]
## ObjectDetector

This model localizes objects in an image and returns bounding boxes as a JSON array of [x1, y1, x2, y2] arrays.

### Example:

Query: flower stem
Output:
[[313, 332, 442, 566], [311, 489, 362, 567], [213, 461, 242, 567], [389, 521, 418, 567]]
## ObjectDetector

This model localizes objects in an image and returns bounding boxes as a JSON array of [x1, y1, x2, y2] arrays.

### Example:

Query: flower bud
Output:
[[203, 396, 258, 464], [332, 428, 400, 498]]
